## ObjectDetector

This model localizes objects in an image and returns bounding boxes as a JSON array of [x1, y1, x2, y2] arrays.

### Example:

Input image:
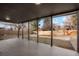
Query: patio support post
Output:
[[77, 11, 79, 52], [51, 16, 53, 46], [37, 20, 39, 43], [28, 21, 30, 40], [17, 24, 20, 38], [22, 23, 24, 39]]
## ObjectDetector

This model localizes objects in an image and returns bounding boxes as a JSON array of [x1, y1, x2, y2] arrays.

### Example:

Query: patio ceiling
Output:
[[0, 3, 79, 23]]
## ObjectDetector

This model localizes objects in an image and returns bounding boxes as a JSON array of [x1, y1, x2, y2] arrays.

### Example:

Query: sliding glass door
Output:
[[38, 17, 51, 44], [29, 20, 37, 42], [23, 22, 28, 39], [0, 21, 18, 39], [52, 14, 77, 50], [24, 12, 77, 51]]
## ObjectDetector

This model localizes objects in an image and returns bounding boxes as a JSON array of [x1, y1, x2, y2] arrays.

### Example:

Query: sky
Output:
[[38, 18, 44, 28], [38, 16, 67, 28], [0, 23, 11, 29], [53, 16, 66, 26]]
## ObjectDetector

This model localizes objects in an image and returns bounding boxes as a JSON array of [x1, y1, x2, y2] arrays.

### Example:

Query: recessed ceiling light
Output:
[[5, 17, 10, 20], [35, 3, 41, 5]]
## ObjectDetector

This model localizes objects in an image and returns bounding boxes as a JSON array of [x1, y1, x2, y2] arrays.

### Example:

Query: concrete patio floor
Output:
[[0, 38, 78, 56]]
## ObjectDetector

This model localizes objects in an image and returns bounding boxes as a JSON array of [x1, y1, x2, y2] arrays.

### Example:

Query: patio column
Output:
[[51, 16, 53, 46], [77, 10, 79, 52], [17, 24, 20, 38], [37, 19, 39, 43], [28, 21, 30, 40], [22, 23, 24, 39]]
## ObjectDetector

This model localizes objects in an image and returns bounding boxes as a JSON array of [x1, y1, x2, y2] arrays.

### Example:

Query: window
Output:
[[52, 14, 77, 50], [29, 20, 37, 42], [0, 21, 18, 39], [38, 17, 51, 44], [23, 22, 28, 39]]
